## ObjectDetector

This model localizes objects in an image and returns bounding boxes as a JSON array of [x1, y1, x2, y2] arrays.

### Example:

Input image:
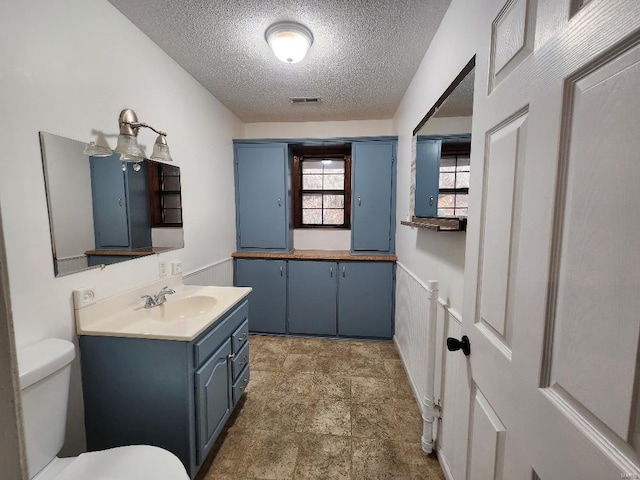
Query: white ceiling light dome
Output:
[[265, 21, 314, 64]]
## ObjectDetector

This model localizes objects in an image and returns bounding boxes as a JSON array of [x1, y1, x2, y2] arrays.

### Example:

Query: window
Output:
[[148, 162, 183, 227], [438, 142, 470, 217], [292, 147, 351, 228]]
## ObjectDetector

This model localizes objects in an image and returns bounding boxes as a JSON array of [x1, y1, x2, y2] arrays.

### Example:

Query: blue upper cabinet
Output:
[[90, 155, 151, 249], [351, 141, 396, 253], [414, 139, 441, 217], [288, 260, 338, 336], [234, 143, 291, 251]]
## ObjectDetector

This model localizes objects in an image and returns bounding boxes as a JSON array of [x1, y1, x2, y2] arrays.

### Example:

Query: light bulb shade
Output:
[[115, 134, 145, 162], [265, 22, 313, 64], [150, 135, 173, 162], [83, 141, 112, 157]]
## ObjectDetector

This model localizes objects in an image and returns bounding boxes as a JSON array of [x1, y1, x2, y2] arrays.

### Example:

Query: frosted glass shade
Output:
[[150, 138, 173, 162], [83, 141, 112, 157], [115, 134, 145, 162], [265, 22, 313, 64]]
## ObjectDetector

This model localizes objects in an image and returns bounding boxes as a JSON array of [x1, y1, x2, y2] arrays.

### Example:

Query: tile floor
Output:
[[197, 335, 444, 480]]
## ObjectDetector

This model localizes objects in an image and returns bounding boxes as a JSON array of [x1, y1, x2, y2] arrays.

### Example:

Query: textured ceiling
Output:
[[108, 0, 451, 122], [433, 68, 474, 118]]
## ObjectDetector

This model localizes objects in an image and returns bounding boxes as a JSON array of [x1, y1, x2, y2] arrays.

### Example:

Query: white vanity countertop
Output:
[[75, 279, 252, 341]]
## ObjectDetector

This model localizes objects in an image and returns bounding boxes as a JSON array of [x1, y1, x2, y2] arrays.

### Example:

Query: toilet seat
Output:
[[48, 445, 189, 480]]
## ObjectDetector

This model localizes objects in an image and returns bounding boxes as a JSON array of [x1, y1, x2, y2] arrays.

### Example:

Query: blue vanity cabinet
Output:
[[89, 155, 152, 249], [288, 260, 338, 336], [80, 299, 250, 479], [351, 141, 396, 253], [338, 261, 395, 339], [414, 139, 442, 217], [235, 259, 287, 334], [234, 143, 291, 251]]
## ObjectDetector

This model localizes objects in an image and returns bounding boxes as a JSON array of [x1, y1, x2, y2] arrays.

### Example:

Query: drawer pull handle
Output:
[[342, 267, 346, 277], [280, 266, 284, 276], [330, 267, 333, 278]]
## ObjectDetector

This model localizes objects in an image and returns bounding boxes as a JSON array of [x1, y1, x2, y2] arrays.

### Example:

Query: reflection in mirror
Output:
[[39, 132, 184, 276], [408, 58, 475, 231]]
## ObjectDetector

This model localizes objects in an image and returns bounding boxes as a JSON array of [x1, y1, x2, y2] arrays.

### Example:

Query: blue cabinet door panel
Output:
[[235, 144, 288, 249], [235, 259, 287, 333], [288, 261, 337, 335], [90, 155, 130, 247], [415, 139, 442, 217], [195, 338, 231, 464], [338, 262, 394, 338], [351, 142, 394, 252]]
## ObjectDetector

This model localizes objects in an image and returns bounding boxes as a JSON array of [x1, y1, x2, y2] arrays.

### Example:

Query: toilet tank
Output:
[[18, 339, 75, 478]]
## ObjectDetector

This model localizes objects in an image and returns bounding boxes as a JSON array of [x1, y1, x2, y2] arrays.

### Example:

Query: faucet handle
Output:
[[141, 295, 156, 308]]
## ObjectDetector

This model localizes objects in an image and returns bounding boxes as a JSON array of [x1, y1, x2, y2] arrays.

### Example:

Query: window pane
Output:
[[457, 155, 471, 168], [303, 174, 323, 190], [302, 194, 322, 208], [162, 194, 181, 208], [163, 209, 182, 223], [323, 174, 344, 189], [454, 207, 468, 217], [439, 172, 456, 189], [302, 160, 324, 174], [455, 194, 468, 208], [323, 194, 344, 208], [439, 194, 455, 208], [438, 208, 455, 217], [322, 159, 345, 174], [302, 209, 322, 224], [440, 156, 458, 169], [323, 209, 344, 225], [455, 172, 470, 189], [162, 177, 181, 190]]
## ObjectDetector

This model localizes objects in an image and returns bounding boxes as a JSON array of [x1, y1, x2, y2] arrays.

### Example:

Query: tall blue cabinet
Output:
[[351, 141, 396, 253], [234, 143, 291, 251]]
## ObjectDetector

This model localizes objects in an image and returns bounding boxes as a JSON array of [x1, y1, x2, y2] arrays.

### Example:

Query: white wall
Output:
[[418, 115, 473, 136], [244, 119, 395, 250], [0, 0, 242, 455]]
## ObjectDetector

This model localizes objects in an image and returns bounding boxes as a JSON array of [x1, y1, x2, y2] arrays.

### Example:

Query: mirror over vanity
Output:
[[39, 132, 184, 276], [403, 57, 475, 232]]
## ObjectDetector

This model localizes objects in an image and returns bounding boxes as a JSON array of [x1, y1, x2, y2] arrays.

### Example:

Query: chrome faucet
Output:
[[141, 286, 176, 309]]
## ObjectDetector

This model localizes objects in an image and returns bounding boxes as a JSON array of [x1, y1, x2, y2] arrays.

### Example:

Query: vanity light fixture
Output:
[[265, 22, 313, 64], [115, 109, 172, 163]]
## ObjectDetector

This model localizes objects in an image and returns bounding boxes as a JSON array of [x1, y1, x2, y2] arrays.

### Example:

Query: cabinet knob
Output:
[[118, 198, 124, 207], [280, 266, 284, 276], [358, 196, 362, 206], [277, 197, 282, 207], [330, 267, 333, 278], [429, 196, 434, 206], [228, 353, 235, 360], [342, 267, 346, 277]]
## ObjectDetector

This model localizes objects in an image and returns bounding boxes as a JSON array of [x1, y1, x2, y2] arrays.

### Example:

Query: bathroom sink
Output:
[[153, 295, 217, 321]]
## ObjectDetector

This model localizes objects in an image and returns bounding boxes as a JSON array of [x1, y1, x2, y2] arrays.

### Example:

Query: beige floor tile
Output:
[[257, 395, 310, 433], [251, 351, 287, 372], [244, 369, 280, 396], [293, 434, 351, 480], [245, 430, 301, 480], [401, 443, 447, 480], [351, 403, 394, 440], [305, 399, 351, 436], [202, 427, 253, 478], [352, 437, 416, 480], [265, 372, 316, 399], [311, 374, 350, 401], [226, 394, 264, 431], [314, 355, 351, 375], [287, 337, 334, 354], [282, 353, 318, 373], [250, 334, 294, 355], [350, 376, 413, 404], [349, 356, 388, 378], [383, 358, 407, 378]]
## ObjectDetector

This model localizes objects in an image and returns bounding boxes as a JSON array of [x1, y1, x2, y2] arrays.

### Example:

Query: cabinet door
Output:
[[288, 261, 337, 336], [235, 259, 287, 334], [351, 142, 395, 252], [414, 139, 441, 217], [235, 143, 289, 250], [338, 262, 394, 338], [123, 162, 152, 249], [90, 155, 129, 247], [195, 338, 231, 464]]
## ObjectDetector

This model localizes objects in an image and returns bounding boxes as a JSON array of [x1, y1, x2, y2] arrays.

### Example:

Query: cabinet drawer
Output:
[[232, 319, 249, 353], [194, 301, 248, 367], [232, 366, 250, 405], [232, 341, 249, 380]]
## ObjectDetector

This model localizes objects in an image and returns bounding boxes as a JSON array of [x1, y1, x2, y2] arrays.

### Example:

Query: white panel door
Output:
[[459, 0, 640, 478]]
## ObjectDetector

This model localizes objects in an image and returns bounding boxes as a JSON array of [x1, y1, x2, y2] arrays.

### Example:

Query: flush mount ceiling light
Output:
[[265, 21, 313, 64]]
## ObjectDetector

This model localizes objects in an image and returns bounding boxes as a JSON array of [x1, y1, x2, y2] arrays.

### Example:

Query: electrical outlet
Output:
[[73, 287, 96, 309], [171, 261, 182, 275], [158, 260, 167, 277]]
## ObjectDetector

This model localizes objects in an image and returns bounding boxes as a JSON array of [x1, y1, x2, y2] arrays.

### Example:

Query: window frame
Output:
[[292, 148, 352, 229], [437, 141, 471, 218]]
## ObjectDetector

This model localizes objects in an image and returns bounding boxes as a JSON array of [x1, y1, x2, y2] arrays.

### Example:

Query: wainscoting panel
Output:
[[184, 258, 233, 286]]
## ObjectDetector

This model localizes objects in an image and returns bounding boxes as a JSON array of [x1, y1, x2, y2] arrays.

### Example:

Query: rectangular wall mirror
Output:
[[406, 57, 475, 232], [39, 132, 184, 276]]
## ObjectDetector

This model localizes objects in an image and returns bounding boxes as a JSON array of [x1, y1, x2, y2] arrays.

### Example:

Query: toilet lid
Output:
[[54, 445, 189, 480]]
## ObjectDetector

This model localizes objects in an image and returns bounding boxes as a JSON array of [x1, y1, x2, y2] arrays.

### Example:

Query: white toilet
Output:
[[18, 338, 190, 480]]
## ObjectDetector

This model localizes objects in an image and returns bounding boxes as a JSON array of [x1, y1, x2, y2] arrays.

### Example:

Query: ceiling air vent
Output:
[[289, 97, 321, 104]]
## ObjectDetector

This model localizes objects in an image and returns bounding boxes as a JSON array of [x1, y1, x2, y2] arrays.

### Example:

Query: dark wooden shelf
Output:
[[400, 216, 467, 232]]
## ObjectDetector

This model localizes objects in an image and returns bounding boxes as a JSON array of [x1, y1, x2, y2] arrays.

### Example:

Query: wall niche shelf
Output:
[[401, 216, 467, 232]]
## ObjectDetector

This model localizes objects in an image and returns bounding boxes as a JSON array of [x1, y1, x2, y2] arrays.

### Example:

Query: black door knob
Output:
[[446, 335, 470, 356]]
